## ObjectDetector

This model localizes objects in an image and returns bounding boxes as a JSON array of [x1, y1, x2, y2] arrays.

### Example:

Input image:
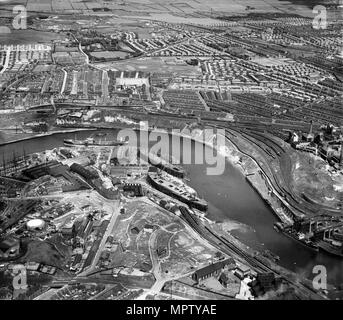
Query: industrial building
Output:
[[192, 258, 235, 283], [249, 272, 282, 297], [26, 219, 46, 231], [123, 183, 144, 197]]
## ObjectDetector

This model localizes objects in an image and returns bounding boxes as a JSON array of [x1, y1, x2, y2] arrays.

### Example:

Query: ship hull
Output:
[[154, 162, 185, 178], [64, 139, 126, 147], [317, 240, 343, 258], [147, 174, 207, 211], [138, 149, 185, 178], [281, 229, 319, 252]]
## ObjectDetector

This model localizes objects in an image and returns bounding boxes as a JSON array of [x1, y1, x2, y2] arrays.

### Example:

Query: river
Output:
[[1, 129, 342, 286]]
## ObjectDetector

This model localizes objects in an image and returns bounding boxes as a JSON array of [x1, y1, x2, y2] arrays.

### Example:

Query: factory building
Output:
[[70, 163, 99, 180], [26, 219, 46, 231], [108, 70, 150, 87], [123, 183, 143, 197], [249, 272, 282, 297], [234, 264, 251, 280], [192, 257, 235, 283]]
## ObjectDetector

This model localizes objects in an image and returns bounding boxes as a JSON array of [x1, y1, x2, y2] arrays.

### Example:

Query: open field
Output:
[[94, 21, 162, 39], [89, 51, 129, 59], [0, 0, 321, 19], [18, 239, 67, 268], [0, 30, 64, 45], [96, 57, 202, 74], [96, 199, 179, 271], [94, 199, 219, 278], [290, 152, 343, 210], [159, 229, 217, 277]]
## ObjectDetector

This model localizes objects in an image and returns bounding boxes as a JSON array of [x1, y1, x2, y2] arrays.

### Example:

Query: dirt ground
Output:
[[290, 152, 343, 209], [19, 239, 67, 268]]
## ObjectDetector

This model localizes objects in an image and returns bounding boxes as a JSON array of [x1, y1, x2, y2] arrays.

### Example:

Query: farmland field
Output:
[[0, 0, 319, 19]]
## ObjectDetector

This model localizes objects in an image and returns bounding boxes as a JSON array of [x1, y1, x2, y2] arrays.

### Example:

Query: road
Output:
[[138, 199, 219, 298], [78, 198, 120, 276], [141, 178, 324, 299], [70, 32, 90, 65], [148, 230, 163, 292]]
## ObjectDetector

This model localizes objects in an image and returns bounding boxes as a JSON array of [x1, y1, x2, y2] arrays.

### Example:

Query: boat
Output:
[[64, 137, 127, 147], [138, 149, 185, 178], [147, 171, 208, 211], [281, 227, 319, 252], [316, 240, 343, 258]]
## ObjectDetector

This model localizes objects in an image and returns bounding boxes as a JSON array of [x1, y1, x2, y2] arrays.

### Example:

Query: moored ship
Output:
[[280, 225, 319, 252], [138, 149, 185, 178], [276, 221, 343, 257], [64, 137, 127, 147], [147, 171, 208, 211], [316, 240, 343, 258]]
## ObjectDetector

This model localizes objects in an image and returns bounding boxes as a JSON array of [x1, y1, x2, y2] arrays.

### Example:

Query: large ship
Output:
[[275, 223, 319, 252], [147, 171, 208, 211], [138, 149, 185, 178], [64, 137, 127, 147]]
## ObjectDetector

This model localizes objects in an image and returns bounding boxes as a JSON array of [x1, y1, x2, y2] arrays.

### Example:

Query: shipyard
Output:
[[0, 0, 342, 303]]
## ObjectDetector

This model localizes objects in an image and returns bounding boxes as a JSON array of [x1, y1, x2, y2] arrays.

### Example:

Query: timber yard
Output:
[[0, 0, 342, 301]]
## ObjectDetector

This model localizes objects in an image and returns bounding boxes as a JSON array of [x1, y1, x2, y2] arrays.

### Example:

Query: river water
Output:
[[1, 129, 342, 286]]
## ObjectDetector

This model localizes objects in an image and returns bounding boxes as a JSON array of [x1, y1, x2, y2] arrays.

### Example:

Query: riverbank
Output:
[[175, 127, 294, 225], [0, 124, 298, 226], [0, 128, 97, 147], [0, 126, 293, 224], [214, 130, 294, 225], [1, 125, 343, 285], [0, 123, 287, 235], [138, 124, 294, 226]]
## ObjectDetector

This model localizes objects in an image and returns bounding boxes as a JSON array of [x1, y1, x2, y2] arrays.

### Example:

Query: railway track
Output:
[[179, 207, 268, 272], [179, 208, 323, 299], [217, 125, 328, 218]]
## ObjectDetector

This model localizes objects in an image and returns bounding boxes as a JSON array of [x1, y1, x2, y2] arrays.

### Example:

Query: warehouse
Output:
[[192, 258, 235, 283]]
